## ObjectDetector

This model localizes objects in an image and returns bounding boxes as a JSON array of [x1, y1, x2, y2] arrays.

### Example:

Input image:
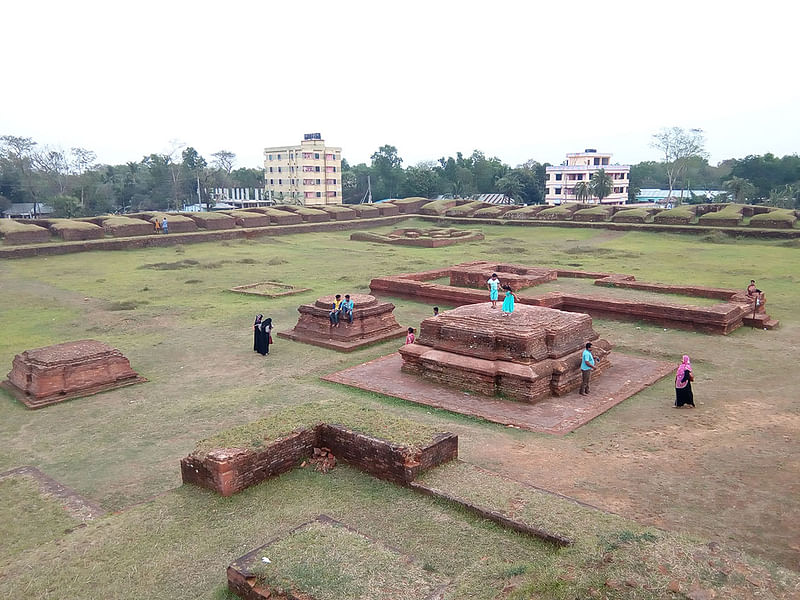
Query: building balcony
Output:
[[546, 164, 630, 172]]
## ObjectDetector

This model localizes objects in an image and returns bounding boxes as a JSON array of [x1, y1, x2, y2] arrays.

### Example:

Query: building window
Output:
[[270, 179, 274, 185], [303, 166, 315, 172], [303, 178, 315, 185], [593, 158, 600, 165], [279, 179, 282, 185], [326, 178, 336, 184], [269, 167, 273, 173], [316, 179, 321, 184], [289, 153, 293, 160], [316, 192, 321, 197], [314, 153, 320, 159], [555, 187, 562, 195], [602, 158, 609, 165], [546, 174, 550, 180], [577, 174, 584, 180], [277, 154, 281, 160], [278, 167, 282, 173], [546, 188, 550, 195], [555, 173, 562, 181], [315, 166, 320, 172], [268, 154, 273, 160], [302, 152, 313, 159], [325, 153, 335, 160]]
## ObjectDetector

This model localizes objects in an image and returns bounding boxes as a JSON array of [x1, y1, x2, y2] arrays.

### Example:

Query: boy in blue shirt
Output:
[[340, 294, 354, 324], [579, 342, 595, 396]]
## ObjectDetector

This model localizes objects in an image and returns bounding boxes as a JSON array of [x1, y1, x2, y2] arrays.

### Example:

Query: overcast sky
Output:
[[2, 1, 798, 170]]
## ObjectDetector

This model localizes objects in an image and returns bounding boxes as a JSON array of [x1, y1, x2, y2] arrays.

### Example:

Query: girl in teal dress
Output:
[[501, 285, 516, 314]]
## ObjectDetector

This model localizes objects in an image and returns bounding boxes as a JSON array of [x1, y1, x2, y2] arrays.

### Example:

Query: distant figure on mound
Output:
[[256, 317, 273, 356], [153, 219, 161, 234], [746, 280, 757, 297], [253, 314, 263, 352], [329, 294, 343, 326], [674, 355, 695, 408], [406, 327, 415, 345], [161, 216, 169, 234], [433, 306, 439, 317], [340, 294, 354, 324], [579, 342, 595, 396], [501, 285, 516, 315], [487, 273, 501, 309]]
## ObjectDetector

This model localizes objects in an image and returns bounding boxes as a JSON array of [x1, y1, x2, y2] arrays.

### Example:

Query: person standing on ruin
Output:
[[153, 219, 161, 234], [257, 317, 273, 356], [579, 342, 595, 396], [406, 327, 416, 345], [487, 273, 501, 309], [501, 285, 516, 315], [161, 216, 169, 234]]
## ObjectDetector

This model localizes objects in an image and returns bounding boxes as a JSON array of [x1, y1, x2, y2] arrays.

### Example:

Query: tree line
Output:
[[0, 136, 262, 217], [2, 130, 798, 218]]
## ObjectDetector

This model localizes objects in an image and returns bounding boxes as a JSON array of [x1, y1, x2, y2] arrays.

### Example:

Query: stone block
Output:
[[2, 340, 146, 409], [277, 294, 406, 352]]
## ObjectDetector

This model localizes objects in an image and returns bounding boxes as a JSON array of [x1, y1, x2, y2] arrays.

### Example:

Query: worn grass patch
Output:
[[107, 299, 150, 311], [0, 475, 81, 566], [251, 518, 448, 599], [139, 258, 199, 270], [192, 401, 445, 456]]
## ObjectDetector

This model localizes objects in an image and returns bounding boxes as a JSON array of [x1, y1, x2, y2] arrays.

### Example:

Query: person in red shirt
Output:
[[405, 327, 415, 344]]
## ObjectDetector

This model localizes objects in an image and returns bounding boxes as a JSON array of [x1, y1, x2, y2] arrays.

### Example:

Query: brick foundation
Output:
[[181, 424, 458, 496]]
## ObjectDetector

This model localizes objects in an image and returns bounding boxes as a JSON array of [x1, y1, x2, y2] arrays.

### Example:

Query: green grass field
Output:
[[1, 218, 798, 598]]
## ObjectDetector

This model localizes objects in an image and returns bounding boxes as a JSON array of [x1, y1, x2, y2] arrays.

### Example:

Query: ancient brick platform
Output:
[[277, 293, 406, 351], [2, 340, 146, 409], [181, 423, 458, 496], [227, 515, 449, 600], [324, 352, 674, 434], [399, 303, 611, 403], [370, 261, 779, 334], [350, 227, 484, 247]]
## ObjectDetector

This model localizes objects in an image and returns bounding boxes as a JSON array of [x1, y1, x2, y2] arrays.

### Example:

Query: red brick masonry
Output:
[[399, 303, 611, 403], [2, 340, 146, 409], [277, 294, 406, 352], [180, 424, 458, 496], [370, 261, 779, 334]]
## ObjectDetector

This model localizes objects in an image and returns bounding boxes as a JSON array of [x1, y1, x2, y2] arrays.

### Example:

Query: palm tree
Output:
[[573, 181, 591, 203], [589, 169, 614, 203], [723, 176, 757, 204], [494, 174, 523, 204]]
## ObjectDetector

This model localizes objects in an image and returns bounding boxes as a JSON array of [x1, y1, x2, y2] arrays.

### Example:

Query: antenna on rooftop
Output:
[[360, 175, 372, 204]]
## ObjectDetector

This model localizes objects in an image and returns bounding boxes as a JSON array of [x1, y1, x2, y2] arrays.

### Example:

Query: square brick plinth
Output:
[[2, 340, 146, 409]]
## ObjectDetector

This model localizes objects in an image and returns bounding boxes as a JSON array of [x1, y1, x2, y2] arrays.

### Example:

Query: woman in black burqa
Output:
[[256, 317, 273, 356], [253, 314, 263, 352]]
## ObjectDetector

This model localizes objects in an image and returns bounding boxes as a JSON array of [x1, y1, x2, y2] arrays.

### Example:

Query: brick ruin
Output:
[[371, 261, 779, 334], [2, 340, 146, 409], [181, 423, 458, 496], [350, 227, 485, 247], [400, 303, 611, 403], [229, 281, 311, 298], [277, 293, 407, 351]]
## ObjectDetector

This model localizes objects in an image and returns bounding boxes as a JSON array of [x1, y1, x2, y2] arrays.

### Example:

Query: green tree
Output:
[[573, 181, 591, 203], [589, 169, 613, 203], [723, 176, 757, 203], [766, 183, 800, 209], [650, 127, 707, 201], [494, 173, 523, 203], [370, 145, 403, 199], [52, 194, 81, 217]]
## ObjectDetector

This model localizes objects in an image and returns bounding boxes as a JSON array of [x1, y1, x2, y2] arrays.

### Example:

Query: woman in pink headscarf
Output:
[[674, 355, 695, 408]]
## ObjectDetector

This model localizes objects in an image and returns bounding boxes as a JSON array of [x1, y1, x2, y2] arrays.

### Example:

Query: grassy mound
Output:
[[611, 207, 658, 223], [748, 209, 797, 228], [535, 205, 575, 220], [419, 198, 459, 215], [502, 205, 546, 220], [49, 219, 105, 240], [444, 201, 488, 217], [653, 205, 695, 224], [472, 205, 514, 218], [192, 401, 444, 457], [697, 204, 744, 226]]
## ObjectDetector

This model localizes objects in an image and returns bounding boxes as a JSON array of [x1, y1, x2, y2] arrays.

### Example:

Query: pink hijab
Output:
[[675, 355, 692, 389]]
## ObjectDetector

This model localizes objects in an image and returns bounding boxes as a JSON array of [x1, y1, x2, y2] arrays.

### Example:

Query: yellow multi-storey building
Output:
[[264, 133, 343, 205]]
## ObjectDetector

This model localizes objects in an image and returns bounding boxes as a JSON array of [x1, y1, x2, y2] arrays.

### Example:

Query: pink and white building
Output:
[[545, 149, 630, 205]]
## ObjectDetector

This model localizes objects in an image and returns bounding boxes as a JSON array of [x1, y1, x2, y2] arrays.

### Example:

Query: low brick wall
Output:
[[103, 220, 152, 237], [748, 217, 796, 229], [51, 222, 105, 241], [228, 212, 270, 228], [1, 224, 51, 245], [187, 214, 237, 230], [181, 423, 458, 496], [351, 205, 380, 218], [298, 210, 330, 223], [697, 217, 742, 227], [320, 207, 356, 221], [377, 203, 400, 216]]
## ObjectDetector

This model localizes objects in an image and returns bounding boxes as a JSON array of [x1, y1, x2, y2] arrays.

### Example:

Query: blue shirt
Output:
[[341, 299, 354, 311], [581, 349, 595, 371]]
